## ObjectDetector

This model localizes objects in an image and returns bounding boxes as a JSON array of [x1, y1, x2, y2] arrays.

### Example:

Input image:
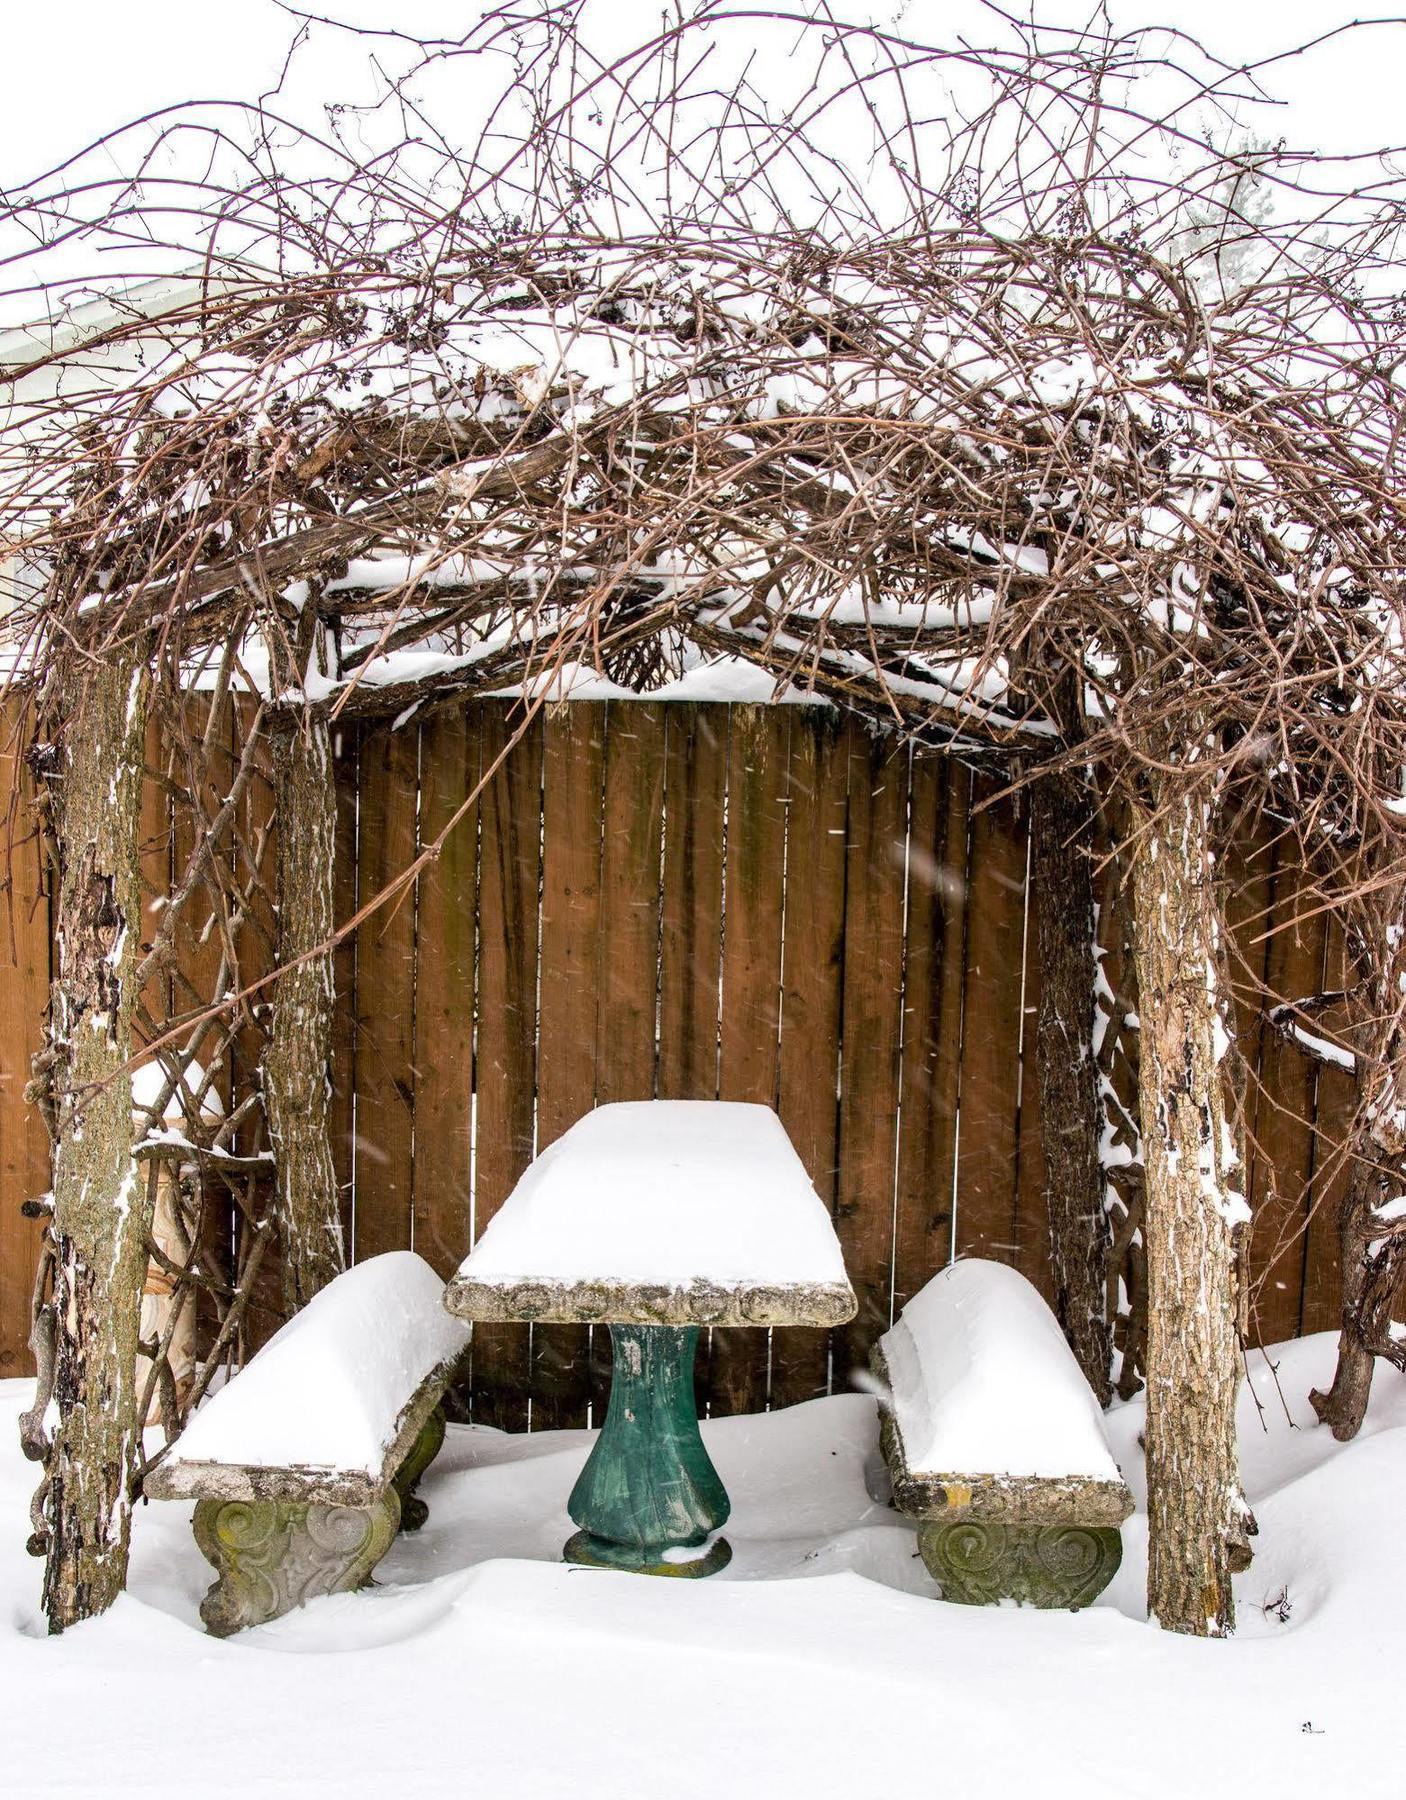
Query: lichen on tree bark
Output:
[[262, 705, 345, 1316], [33, 645, 151, 1632], [1129, 763, 1252, 1636]]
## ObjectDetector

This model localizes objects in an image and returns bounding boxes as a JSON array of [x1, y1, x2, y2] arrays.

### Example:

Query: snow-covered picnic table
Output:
[[443, 1100, 857, 1575]]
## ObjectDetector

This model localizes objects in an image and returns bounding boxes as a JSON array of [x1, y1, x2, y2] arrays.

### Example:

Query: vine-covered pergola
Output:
[[3, 5, 1404, 1641]]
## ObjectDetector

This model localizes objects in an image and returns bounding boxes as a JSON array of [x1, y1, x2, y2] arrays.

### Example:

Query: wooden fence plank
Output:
[[0, 709, 49, 1377], [1222, 822, 1277, 1350], [329, 722, 359, 1258], [831, 723, 909, 1392], [470, 706, 540, 1430], [770, 711, 849, 1409], [589, 703, 666, 1419], [1012, 826, 1053, 1305], [349, 724, 418, 1261], [534, 704, 606, 1430], [411, 708, 478, 1279], [710, 706, 788, 1416], [1302, 917, 1351, 1337], [1247, 859, 1327, 1346], [657, 705, 725, 1101], [952, 777, 1027, 1266], [657, 704, 726, 1420], [892, 757, 968, 1319]]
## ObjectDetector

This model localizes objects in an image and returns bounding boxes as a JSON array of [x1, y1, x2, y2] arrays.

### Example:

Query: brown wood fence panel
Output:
[[771, 712, 848, 1408], [953, 777, 1029, 1268], [411, 708, 478, 1280], [470, 709, 540, 1430], [0, 702, 49, 1377], [832, 723, 909, 1391], [709, 707, 789, 1415], [329, 720, 360, 1260], [0, 695, 1375, 1398]]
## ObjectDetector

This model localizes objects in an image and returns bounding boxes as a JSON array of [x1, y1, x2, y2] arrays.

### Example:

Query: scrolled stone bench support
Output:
[[917, 1518, 1123, 1610], [147, 1256, 470, 1632], [871, 1265, 1135, 1615], [192, 1491, 401, 1636]]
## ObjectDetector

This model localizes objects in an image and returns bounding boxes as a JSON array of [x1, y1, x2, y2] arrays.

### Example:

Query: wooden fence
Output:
[[0, 699, 1355, 1414]]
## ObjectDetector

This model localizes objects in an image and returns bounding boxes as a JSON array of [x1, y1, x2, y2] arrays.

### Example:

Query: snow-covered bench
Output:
[[872, 1260, 1132, 1609], [146, 1252, 469, 1635]]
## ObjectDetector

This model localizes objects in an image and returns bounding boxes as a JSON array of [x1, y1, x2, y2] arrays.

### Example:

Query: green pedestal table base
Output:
[[566, 1324, 731, 1579]]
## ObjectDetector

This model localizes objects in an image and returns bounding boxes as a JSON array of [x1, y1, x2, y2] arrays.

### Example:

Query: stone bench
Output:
[[872, 1259, 1132, 1610], [146, 1252, 469, 1635]]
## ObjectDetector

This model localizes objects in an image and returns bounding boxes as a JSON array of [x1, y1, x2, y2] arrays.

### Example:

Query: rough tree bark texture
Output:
[[1129, 772, 1249, 1636], [39, 646, 151, 1631], [1032, 773, 1111, 1406], [262, 707, 345, 1316], [1311, 868, 1406, 1440]]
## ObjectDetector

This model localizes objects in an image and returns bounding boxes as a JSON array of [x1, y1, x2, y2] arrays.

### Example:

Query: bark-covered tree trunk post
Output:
[[36, 644, 151, 1631], [1128, 761, 1252, 1635], [262, 703, 345, 1315], [1310, 866, 1406, 1440], [1032, 772, 1112, 1405]]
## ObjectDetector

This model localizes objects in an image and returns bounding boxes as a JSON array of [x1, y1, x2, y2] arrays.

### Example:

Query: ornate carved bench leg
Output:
[[393, 1404, 447, 1533], [192, 1491, 401, 1635], [918, 1520, 1123, 1610]]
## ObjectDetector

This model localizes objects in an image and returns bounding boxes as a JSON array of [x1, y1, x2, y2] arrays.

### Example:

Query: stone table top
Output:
[[443, 1100, 857, 1328]]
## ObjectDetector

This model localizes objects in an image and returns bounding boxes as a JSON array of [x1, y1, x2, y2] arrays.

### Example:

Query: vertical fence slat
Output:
[[589, 703, 666, 1419], [831, 723, 908, 1391], [1247, 861, 1327, 1346], [1012, 825, 1053, 1306], [952, 776, 1026, 1265], [1302, 915, 1351, 1336], [471, 706, 540, 1430], [658, 705, 725, 1100], [534, 704, 606, 1429], [329, 722, 360, 1258], [892, 757, 967, 1318], [0, 706, 49, 1377], [1222, 824, 1277, 1348], [411, 708, 478, 1279], [710, 706, 788, 1416], [349, 724, 418, 1261], [771, 711, 848, 1408]]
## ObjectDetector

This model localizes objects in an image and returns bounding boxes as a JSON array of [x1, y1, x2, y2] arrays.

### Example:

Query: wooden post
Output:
[[35, 645, 151, 1630], [262, 705, 345, 1315], [1128, 761, 1251, 1635], [1031, 773, 1111, 1404]]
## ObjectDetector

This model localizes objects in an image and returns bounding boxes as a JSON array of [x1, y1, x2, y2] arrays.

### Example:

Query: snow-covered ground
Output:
[[1, 1332, 1400, 1798]]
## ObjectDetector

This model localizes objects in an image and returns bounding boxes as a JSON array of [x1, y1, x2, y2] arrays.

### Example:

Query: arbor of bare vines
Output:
[[2, 4, 1404, 1638]]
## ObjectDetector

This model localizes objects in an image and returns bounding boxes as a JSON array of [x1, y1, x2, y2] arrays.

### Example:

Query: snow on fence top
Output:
[[879, 1259, 1123, 1484], [161, 1252, 467, 1481]]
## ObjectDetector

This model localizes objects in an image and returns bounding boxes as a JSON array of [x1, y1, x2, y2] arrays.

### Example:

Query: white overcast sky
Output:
[[4, 1, 1403, 185], [1, 0, 1402, 329]]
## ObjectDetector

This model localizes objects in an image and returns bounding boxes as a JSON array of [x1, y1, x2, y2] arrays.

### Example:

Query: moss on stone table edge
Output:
[[443, 1275, 857, 1328]]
